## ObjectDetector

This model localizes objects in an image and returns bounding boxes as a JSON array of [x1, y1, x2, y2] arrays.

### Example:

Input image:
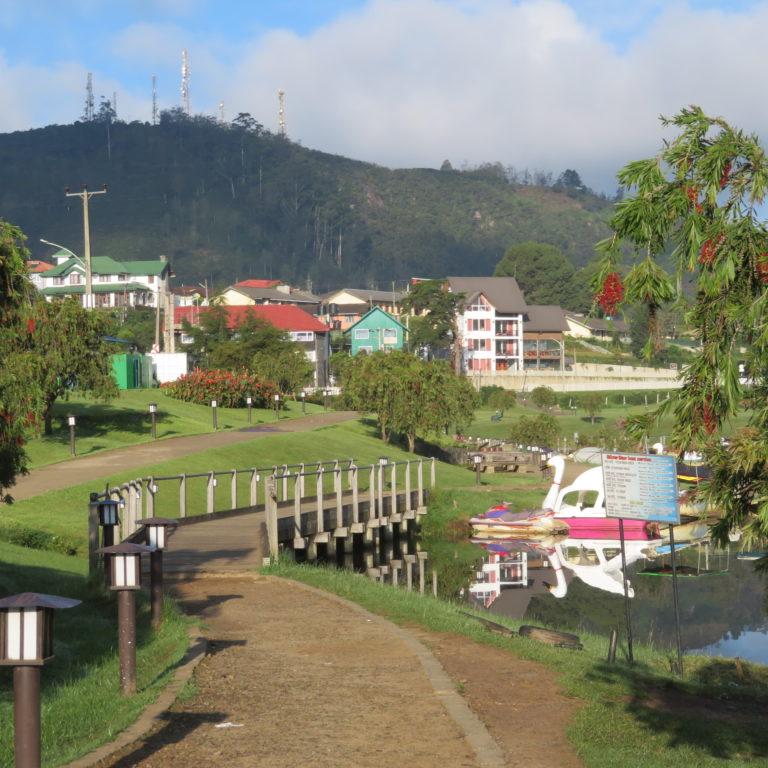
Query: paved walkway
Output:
[[11, 411, 358, 500]]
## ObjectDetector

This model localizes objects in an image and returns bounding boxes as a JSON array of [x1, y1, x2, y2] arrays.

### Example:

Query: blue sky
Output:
[[1, 0, 767, 193]]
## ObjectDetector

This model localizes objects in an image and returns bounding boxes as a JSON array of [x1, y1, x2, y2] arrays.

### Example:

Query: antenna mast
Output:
[[278, 89, 286, 136], [218, 101, 225, 123], [181, 49, 190, 115], [152, 74, 158, 124], [85, 73, 94, 121]]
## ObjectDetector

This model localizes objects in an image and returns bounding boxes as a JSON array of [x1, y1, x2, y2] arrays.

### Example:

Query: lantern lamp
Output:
[[67, 415, 76, 427], [148, 402, 158, 414], [97, 543, 152, 590], [379, 456, 389, 466], [246, 396, 253, 405], [0, 593, 80, 666], [136, 517, 177, 550], [97, 499, 120, 527]]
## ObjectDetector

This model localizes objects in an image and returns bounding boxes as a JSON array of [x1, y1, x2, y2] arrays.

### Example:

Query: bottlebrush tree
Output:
[[594, 106, 768, 545]]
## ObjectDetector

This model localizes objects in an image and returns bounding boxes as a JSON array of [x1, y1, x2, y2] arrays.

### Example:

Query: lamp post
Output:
[[97, 543, 152, 696], [473, 454, 483, 485], [274, 393, 280, 421], [148, 402, 158, 440], [136, 517, 177, 628], [67, 415, 76, 456], [246, 395, 253, 425], [300, 390, 306, 414], [0, 592, 81, 768], [211, 399, 218, 431]]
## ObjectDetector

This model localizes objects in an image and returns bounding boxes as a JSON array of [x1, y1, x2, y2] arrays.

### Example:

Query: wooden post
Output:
[[231, 469, 238, 509], [266, 475, 279, 561], [88, 495, 100, 575], [390, 463, 397, 518], [432, 570, 438, 597], [378, 462, 385, 519], [351, 464, 360, 524], [430, 457, 436, 487], [179, 473, 187, 518], [406, 560, 413, 590], [293, 474, 303, 538], [147, 476, 156, 517], [250, 469, 258, 507], [207, 472, 215, 514], [417, 460, 425, 508], [405, 460, 412, 513], [316, 467, 325, 534], [299, 463, 306, 497], [281, 465, 289, 501], [335, 465, 343, 529], [368, 466, 376, 524]]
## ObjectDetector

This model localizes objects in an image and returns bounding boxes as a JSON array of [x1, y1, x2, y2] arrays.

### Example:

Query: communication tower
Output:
[[152, 74, 158, 125], [278, 88, 286, 136], [85, 73, 94, 121], [181, 49, 190, 115], [218, 101, 225, 123]]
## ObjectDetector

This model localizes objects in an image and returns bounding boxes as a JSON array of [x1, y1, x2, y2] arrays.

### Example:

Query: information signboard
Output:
[[602, 452, 680, 524]]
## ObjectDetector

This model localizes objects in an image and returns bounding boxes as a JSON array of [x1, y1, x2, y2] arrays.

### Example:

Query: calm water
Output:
[[468, 541, 768, 665]]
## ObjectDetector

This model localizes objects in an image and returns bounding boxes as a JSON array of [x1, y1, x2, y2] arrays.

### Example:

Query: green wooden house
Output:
[[346, 307, 409, 354]]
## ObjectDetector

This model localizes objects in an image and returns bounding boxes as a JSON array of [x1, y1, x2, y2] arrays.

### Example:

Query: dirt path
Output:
[[93, 575, 584, 768], [11, 411, 358, 500]]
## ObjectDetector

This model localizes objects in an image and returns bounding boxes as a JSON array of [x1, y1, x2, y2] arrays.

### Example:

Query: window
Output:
[[466, 338, 490, 351], [53, 276, 64, 286], [118, 273, 128, 281], [354, 329, 370, 340], [147, 275, 155, 284], [467, 295, 490, 312], [180, 333, 195, 345], [69, 273, 81, 285], [99, 274, 111, 283], [290, 331, 314, 342], [382, 328, 397, 343]]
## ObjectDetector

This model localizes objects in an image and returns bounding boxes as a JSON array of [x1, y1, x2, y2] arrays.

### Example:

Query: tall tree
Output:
[[30, 297, 119, 434], [494, 241, 591, 310], [595, 106, 768, 543], [0, 221, 41, 501], [399, 279, 463, 361]]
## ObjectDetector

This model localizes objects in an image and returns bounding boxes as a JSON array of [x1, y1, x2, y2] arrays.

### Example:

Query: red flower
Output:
[[757, 253, 768, 283], [699, 233, 725, 264], [720, 162, 731, 189], [595, 272, 624, 315]]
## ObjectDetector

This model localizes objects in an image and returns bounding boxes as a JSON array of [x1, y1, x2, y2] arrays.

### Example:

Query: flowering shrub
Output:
[[161, 369, 277, 408]]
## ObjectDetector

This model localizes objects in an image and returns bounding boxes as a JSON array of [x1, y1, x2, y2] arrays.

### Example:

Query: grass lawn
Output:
[[6, 418, 535, 552], [0, 542, 189, 768], [23, 389, 325, 470]]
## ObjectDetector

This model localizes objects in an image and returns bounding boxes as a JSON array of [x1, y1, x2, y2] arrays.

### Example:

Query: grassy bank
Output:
[[23, 389, 325, 470], [262, 560, 768, 768], [5, 418, 532, 552], [0, 542, 189, 768]]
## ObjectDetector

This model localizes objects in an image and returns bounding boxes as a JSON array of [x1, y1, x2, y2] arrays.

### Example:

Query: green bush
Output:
[[0, 521, 78, 555], [530, 385, 557, 408], [508, 413, 560, 448]]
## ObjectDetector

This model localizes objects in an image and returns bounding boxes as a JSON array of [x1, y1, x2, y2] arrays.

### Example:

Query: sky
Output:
[[1, 0, 767, 194]]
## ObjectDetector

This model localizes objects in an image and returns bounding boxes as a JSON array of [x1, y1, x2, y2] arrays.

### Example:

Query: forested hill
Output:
[[0, 112, 613, 293]]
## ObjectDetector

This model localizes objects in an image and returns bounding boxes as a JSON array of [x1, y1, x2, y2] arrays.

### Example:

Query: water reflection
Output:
[[467, 526, 768, 665]]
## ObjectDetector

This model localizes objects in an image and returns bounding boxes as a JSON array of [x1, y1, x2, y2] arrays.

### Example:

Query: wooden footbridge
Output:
[[87, 457, 437, 576]]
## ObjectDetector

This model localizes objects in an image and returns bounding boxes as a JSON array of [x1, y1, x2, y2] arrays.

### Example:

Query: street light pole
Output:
[[64, 185, 107, 309]]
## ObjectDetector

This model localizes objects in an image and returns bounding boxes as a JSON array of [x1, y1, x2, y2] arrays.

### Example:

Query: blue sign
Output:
[[602, 452, 680, 524]]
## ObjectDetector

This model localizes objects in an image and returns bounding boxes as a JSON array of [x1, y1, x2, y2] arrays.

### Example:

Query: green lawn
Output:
[[0, 543, 189, 768], [23, 389, 325, 469]]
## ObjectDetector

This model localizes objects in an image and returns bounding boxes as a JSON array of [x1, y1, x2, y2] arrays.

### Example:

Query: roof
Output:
[[226, 285, 320, 304], [446, 276, 528, 314], [40, 282, 150, 295], [565, 313, 630, 334], [234, 279, 282, 288], [524, 305, 567, 333], [172, 304, 329, 333], [44, 256, 170, 278], [26, 259, 55, 274], [321, 288, 407, 304], [346, 306, 409, 332]]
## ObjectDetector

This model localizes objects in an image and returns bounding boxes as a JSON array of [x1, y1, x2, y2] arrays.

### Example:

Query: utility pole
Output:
[[65, 185, 107, 309]]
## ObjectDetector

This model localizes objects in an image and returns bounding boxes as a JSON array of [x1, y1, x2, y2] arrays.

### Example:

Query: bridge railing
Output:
[[88, 457, 437, 571]]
